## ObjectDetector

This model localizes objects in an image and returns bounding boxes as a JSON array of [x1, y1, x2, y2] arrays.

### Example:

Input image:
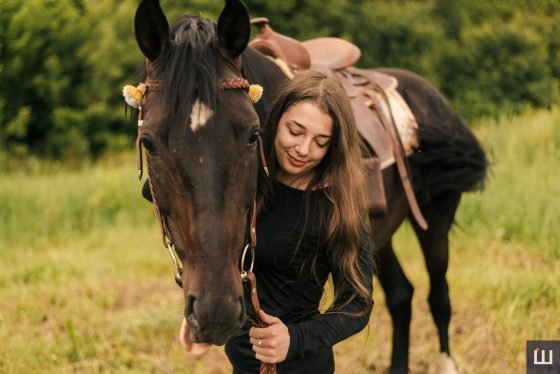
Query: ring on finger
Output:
[[258, 339, 262, 347]]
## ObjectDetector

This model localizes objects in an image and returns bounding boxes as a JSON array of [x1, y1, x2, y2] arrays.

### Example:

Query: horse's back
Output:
[[373, 67, 462, 128], [372, 68, 487, 206]]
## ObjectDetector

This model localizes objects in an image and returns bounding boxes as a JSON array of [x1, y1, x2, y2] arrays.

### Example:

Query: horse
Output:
[[132, 0, 487, 372]]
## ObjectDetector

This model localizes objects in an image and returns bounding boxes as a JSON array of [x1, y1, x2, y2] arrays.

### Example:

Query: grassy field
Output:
[[1, 108, 559, 373]]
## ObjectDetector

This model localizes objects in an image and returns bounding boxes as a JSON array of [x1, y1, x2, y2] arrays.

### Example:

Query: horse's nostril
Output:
[[186, 294, 196, 317]]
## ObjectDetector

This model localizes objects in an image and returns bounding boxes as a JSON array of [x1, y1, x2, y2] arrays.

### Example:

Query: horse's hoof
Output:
[[439, 353, 459, 374]]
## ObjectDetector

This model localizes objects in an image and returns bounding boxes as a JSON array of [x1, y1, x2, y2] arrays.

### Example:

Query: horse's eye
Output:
[[248, 128, 260, 147], [142, 137, 157, 155]]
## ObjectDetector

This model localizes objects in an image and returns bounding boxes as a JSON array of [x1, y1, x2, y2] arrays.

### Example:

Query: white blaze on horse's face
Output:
[[190, 99, 214, 132]]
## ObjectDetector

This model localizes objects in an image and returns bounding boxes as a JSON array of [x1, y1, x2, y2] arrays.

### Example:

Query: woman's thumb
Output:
[[259, 309, 278, 323]]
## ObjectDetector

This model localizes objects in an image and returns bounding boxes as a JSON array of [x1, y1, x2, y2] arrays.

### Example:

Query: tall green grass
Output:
[[458, 108, 560, 256], [0, 153, 153, 250], [0, 109, 558, 373]]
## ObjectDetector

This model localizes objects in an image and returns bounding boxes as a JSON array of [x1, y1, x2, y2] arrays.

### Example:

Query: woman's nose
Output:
[[295, 140, 310, 156]]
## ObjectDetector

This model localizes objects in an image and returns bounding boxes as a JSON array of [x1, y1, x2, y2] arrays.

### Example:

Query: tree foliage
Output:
[[1, 0, 558, 160]]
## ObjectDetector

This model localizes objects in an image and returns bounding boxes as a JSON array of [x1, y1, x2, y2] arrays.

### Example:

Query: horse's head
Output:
[[134, 0, 259, 345]]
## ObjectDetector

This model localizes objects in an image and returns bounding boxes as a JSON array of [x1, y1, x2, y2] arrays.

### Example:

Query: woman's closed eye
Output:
[[288, 129, 302, 137]]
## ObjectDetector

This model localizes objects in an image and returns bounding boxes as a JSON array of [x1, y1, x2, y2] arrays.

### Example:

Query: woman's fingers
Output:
[[255, 348, 282, 364], [179, 318, 211, 355]]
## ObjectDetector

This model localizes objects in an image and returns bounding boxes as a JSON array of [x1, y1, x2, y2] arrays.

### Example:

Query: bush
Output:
[[1, 0, 559, 161], [438, 20, 558, 121]]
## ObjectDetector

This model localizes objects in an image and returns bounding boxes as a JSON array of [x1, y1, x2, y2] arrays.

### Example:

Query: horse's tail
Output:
[[410, 120, 487, 193], [409, 117, 488, 220], [376, 67, 488, 221]]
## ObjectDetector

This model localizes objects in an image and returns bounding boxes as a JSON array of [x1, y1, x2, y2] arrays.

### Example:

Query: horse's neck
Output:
[[241, 47, 289, 126]]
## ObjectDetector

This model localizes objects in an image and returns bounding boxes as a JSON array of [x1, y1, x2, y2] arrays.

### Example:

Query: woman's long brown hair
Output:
[[258, 70, 373, 316]]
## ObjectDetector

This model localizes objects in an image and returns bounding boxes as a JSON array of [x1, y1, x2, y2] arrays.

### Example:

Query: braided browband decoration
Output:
[[147, 78, 250, 91], [124, 77, 262, 111], [145, 80, 163, 91], [218, 77, 251, 91]]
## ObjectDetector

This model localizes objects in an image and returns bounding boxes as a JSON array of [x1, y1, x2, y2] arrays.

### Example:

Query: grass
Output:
[[0, 108, 559, 373]]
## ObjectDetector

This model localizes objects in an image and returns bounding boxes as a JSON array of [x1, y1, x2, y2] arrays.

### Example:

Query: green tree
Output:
[[1, 0, 90, 159], [1, 0, 559, 162], [438, 20, 558, 120]]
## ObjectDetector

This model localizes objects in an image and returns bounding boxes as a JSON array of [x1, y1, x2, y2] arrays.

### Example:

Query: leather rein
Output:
[[135, 76, 276, 374]]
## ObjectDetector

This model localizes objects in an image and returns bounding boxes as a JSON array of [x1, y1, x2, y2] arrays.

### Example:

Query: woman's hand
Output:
[[249, 309, 290, 364]]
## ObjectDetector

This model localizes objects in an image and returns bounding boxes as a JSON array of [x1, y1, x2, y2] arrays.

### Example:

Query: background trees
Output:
[[1, 0, 558, 161]]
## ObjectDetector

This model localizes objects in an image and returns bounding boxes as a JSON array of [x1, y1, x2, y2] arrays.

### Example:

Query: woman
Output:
[[224, 70, 375, 374]]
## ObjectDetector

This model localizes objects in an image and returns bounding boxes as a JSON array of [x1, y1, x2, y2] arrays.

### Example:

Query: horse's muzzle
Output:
[[184, 294, 245, 345]]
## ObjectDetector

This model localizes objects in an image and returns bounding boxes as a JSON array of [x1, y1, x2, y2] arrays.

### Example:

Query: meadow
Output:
[[0, 108, 558, 373]]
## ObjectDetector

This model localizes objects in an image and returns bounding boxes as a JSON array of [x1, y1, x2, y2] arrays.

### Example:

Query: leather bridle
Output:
[[136, 76, 267, 289], [134, 75, 275, 374]]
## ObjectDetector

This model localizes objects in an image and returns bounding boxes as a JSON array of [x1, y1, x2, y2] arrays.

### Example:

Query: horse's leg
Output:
[[376, 241, 414, 374], [373, 166, 414, 374], [409, 192, 461, 374]]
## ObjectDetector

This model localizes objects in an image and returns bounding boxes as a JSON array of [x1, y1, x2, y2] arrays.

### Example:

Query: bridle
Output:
[[136, 76, 268, 289], [134, 74, 275, 374]]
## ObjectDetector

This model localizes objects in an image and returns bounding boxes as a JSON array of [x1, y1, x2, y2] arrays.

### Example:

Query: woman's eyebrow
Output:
[[289, 120, 306, 130]]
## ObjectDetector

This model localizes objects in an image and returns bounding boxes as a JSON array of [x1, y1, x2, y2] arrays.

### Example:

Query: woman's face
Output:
[[274, 101, 334, 188]]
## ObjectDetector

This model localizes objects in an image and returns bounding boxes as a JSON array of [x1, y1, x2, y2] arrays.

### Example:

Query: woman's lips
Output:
[[287, 154, 306, 167]]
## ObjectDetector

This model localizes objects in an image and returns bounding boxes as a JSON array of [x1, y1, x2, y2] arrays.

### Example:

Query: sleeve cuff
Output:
[[286, 324, 301, 361]]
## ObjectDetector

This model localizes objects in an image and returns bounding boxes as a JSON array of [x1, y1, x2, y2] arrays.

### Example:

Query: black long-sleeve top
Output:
[[225, 182, 374, 374]]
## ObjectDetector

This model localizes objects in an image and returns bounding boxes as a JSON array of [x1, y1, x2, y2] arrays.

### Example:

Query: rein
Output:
[[135, 76, 276, 374]]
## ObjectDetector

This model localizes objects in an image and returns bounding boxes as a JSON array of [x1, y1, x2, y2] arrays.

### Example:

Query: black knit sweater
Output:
[[225, 182, 374, 374]]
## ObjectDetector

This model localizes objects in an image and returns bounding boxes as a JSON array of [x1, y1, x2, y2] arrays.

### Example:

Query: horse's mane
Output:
[[149, 16, 220, 130], [142, 15, 288, 133]]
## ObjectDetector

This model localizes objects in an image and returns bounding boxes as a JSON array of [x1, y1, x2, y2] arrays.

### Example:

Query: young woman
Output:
[[224, 70, 375, 374]]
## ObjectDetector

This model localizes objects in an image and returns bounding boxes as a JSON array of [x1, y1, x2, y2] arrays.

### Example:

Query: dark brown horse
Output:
[[133, 0, 487, 372]]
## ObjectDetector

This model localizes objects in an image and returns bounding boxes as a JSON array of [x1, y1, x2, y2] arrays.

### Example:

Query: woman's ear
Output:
[[217, 0, 250, 58], [134, 0, 170, 61]]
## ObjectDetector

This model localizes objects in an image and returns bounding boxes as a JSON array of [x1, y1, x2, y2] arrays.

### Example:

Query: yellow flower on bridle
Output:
[[122, 83, 146, 109], [248, 84, 263, 103]]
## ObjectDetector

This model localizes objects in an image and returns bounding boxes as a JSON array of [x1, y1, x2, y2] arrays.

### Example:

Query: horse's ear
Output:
[[134, 0, 170, 61], [217, 0, 250, 58]]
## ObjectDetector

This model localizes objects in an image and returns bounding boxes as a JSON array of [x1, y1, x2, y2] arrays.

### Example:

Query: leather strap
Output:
[[243, 271, 277, 374], [373, 84, 428, 230]]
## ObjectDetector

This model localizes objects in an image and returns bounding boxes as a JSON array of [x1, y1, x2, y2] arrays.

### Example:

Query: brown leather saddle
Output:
[[249, 18, 427, 230]]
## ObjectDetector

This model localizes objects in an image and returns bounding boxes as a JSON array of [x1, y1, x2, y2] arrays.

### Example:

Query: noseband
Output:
[[136, 76, 268, 288]]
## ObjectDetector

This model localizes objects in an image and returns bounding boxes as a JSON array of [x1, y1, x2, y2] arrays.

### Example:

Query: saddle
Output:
[[249, 18, 427, 229]]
